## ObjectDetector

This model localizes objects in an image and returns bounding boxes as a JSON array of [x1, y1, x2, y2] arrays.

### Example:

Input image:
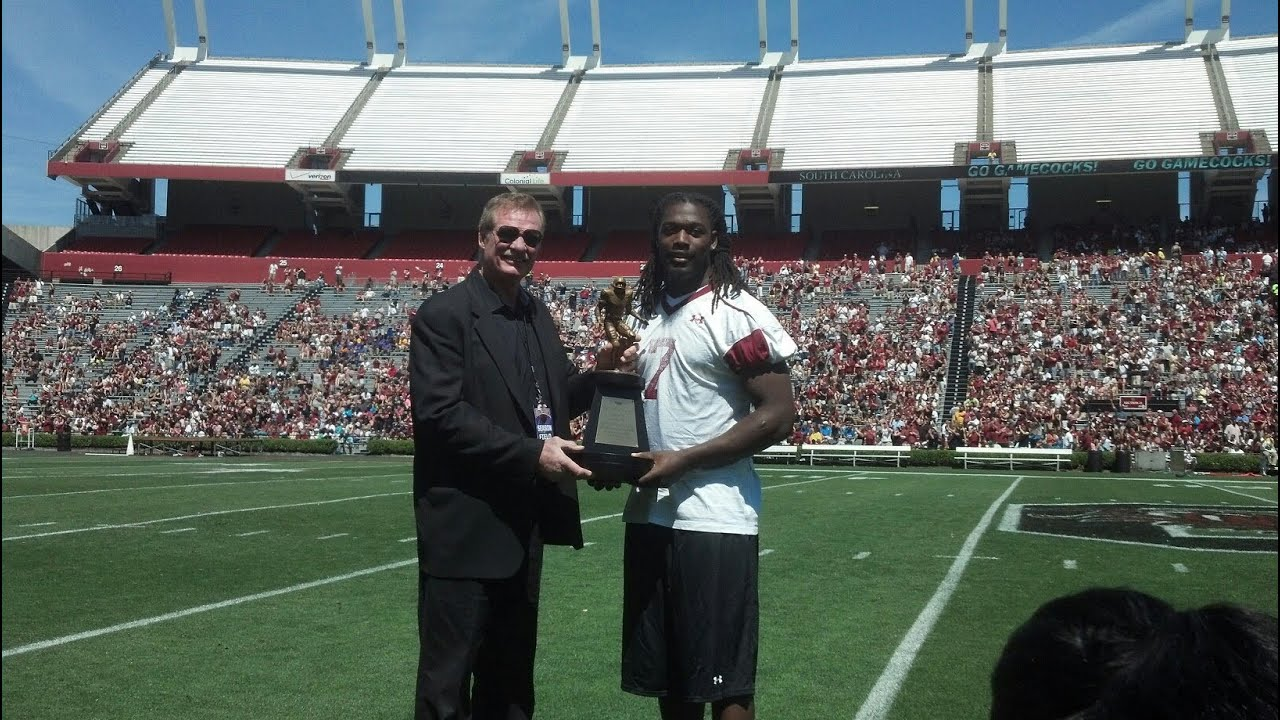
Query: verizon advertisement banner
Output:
[[285, 169, 337, 183]]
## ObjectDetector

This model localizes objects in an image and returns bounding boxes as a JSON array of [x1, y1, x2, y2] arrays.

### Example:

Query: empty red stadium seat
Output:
[[161, 225, 272, 256], [379, 230, 476, 260], [593, 230, 650, 261], [269, 229, 378, 259], [734, 232, 808, 261], [64, 236, 153, 254]]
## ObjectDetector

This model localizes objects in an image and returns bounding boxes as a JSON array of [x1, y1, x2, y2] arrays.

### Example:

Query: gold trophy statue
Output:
[[595, 276, 643, 350], [581, 277, 652, 485]]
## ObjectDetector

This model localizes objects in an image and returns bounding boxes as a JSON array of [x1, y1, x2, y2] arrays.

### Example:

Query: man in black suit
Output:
[[410, 191, 631, 720]]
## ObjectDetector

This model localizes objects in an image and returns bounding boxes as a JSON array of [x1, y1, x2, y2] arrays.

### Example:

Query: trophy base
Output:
[[579, 450, 653, 486], [590, 368, 645, 388]]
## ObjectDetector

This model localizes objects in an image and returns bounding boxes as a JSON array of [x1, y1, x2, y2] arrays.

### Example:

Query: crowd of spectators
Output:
[[3, 227, 1276, 461], [961, 247, 1275, 454]]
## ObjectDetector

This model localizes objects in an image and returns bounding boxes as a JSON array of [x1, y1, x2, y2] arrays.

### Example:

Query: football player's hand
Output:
[[631, 450, 686, 488]]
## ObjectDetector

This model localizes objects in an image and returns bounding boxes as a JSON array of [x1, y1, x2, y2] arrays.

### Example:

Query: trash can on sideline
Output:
[[1169, 447, 1187, 475], [1086, 450, 1103, 472], [1113, 450, 1132, 473], [56, 430, 72, 452]]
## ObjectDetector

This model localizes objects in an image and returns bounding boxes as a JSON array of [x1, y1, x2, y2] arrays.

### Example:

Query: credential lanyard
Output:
[[520, 315, 554, 441]]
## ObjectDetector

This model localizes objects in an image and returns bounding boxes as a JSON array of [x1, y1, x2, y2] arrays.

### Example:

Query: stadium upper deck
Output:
[[47, 35, 1278, 185]]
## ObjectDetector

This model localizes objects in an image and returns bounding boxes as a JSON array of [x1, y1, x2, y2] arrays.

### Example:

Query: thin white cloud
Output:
[[1067, 0, 1215, 45]]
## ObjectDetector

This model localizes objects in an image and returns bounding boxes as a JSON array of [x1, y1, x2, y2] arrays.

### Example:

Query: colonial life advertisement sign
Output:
[[766, 153, 1276, 184]]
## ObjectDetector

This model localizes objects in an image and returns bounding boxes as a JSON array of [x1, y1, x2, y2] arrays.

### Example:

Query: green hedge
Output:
[[903, 449, 953, 467], [367, 438, 414, 456], [1193, 453, 1264, 473]]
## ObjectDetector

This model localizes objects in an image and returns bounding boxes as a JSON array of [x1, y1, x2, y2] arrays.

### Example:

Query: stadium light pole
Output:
[[393, 0, 406, 67], [559, 0, 572, 66], [589, 0, 602, 66], [194, 0, 208, 60], [997, 0, 1007, 45], [362, 0, 378, 66], [161, 0, 207, 62], [1185, 0, 1195, 42], [965, 0, 974, 51], [758, 0, 768, 63], [162, 0, 178, 59], [789, 0, 799, 62], [362, 0, 405, 69]]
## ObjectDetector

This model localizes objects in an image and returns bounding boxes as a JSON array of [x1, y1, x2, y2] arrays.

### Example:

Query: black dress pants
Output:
[[415, 550, 543, 720]]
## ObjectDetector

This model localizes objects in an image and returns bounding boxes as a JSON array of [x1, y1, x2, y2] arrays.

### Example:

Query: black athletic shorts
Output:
[[621, 522, 759, 703]]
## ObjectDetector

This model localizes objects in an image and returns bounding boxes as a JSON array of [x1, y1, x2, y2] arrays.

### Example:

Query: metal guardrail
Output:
[[42, 269, 172, 284]]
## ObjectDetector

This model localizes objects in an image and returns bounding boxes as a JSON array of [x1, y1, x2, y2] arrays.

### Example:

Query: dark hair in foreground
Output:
[[990, 587, 1279, 720], [633, 191, 747, 319]]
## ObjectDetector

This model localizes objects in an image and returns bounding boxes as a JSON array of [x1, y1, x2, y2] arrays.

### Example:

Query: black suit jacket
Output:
[[410, 270, 594, 580]]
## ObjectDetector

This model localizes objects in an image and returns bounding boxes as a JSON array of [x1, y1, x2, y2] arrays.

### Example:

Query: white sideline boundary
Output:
[[853, 477, 1024, 720]]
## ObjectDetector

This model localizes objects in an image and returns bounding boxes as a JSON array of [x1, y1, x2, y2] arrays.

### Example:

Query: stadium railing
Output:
[[132, 436, 264, 457], [756, 443, 913, 467], [956, 446, 1072, 470]]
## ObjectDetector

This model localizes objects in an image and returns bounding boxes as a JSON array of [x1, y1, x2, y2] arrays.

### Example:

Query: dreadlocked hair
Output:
[[633, 191, 748, 321]]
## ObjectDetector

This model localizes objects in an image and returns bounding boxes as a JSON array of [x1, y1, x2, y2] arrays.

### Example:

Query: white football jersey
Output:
[[623, 285, 798, 534]]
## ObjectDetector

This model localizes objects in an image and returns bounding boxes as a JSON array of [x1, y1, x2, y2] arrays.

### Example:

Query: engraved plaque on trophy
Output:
[[580, 370, 652, 485]]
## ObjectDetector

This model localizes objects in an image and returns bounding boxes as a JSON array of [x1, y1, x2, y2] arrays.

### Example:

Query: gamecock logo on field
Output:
[[999, 503, 1277, 552]]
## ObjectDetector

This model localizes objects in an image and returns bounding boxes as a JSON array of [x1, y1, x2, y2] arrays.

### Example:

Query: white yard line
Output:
[[1063, 559, 1078, 570], [1, 559, 417, 659], [1201, 484, 1278, 505], [759, 548, 775, 557], [853, 551, 871, 560], [316, 533, 349, 540], [853, 476, 1023, 720], [159, 528, 196, 535], [3, 492, 408, 542], [765, 476, 841, 490], [3, 472, 406, 499], [236, 530, 271, 537], [1173, 563, 1190, 573]]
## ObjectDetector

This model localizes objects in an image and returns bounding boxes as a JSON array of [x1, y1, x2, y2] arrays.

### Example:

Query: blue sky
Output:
[[2, 0, 1276, 228]]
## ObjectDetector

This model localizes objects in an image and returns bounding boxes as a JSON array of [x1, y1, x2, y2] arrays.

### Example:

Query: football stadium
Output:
[[3, 0, 1277, 718]]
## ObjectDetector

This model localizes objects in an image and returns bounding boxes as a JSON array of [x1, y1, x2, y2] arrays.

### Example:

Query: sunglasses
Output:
[[492, 225, 544, 248]]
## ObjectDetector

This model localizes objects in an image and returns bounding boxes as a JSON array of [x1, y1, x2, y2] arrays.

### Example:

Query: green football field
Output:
[[2, 451, 1276, 720]]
